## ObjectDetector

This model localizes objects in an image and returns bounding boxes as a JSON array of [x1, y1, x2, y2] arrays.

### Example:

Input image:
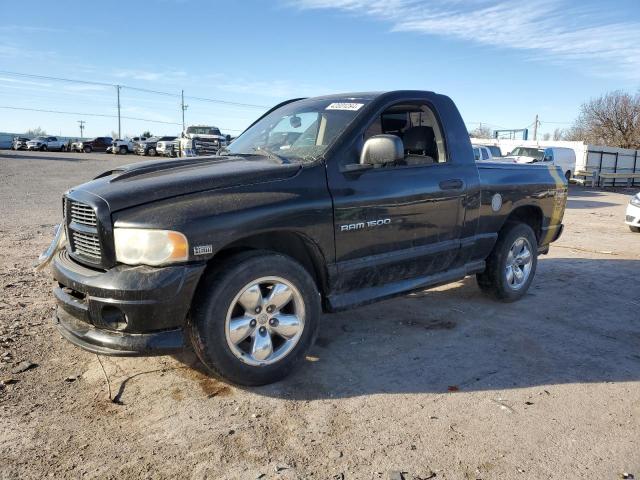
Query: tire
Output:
[[40, 145, 47, 152], [60, 145, 66, 152], [119, 146, 128, 155], [148, 147, 157, 156], [190, 251, 320, 386], [476, 222, 538, 302], [630, 226, 640, 233], [83, 146, 92, 153]]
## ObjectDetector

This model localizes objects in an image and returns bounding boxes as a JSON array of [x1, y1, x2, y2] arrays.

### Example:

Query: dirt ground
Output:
[[1, 150, 639, 480]]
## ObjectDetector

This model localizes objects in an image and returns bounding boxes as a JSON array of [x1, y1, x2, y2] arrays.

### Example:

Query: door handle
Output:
[[439, 179, 464, 190]]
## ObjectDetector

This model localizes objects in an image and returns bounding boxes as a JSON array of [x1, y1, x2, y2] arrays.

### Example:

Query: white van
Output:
[[542, 147, 576, 181]]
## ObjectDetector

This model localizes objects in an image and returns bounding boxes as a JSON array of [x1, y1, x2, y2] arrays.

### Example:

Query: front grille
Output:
[[65, 197, 103, 265], [72, 231, 102, 260], [70, 201, 97, 226]]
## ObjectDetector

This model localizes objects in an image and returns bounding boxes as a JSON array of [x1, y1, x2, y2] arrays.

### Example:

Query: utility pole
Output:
[[77, 120, 86, 139], [181, 90, 188, 132], [116, 85, 122, 139], [533, 114, 539, 141]]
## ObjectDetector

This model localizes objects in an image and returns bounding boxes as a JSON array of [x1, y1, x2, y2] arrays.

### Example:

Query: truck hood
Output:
[[70, 155, 301, 212]]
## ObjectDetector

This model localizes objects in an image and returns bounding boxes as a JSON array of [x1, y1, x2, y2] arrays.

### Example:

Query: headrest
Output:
[[403, 126, 435, 152], [381, 115, 407, 132]]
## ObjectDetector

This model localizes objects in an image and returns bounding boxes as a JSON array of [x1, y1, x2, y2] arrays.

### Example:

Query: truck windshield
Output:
[[187, 127, 221, 135], [226, 98, 371, 162], [511, 147, 544, 160]]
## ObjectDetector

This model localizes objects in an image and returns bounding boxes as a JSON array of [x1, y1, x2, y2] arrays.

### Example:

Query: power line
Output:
[[0, 70, 268, 109], [0, 105, 180, 125], [1, 105, 244, 131]]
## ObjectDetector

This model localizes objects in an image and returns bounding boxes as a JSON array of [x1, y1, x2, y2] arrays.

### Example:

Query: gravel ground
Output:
[[1, 150, 639, 479]]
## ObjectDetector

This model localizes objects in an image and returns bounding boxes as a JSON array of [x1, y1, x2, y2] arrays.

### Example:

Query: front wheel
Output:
[[477, 222, 538, 302], [83, 146, 92, 153], [119, 146, 128, 155], [190, 251, 320, 386], [60, 145, 67, 152], [40, 145, 47, 152], [147, 147, 156, 156]]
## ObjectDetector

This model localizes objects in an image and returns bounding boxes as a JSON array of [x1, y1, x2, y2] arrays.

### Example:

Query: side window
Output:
[[362, 102, 447, 166], [481, 148, 489, 160], [473, 147, 481, 161], [543, 148, 553, 162]]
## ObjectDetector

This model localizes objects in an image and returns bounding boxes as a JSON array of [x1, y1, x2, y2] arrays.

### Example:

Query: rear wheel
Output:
[[148, 147, 157, 156], [83, 145, 92, 153], [630, 226, 640, 233], [60, 145, 67, 152], [119, 146, 128, 155], [190, 251, 320, 386], [40, 145, 47, 152], [477, 222, 538, 302]]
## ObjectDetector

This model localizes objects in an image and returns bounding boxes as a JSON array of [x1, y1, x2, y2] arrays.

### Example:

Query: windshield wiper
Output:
[[252, 146, 289, 164]]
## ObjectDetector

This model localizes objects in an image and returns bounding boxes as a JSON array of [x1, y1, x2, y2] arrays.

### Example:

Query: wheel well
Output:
[[503, 205, 543, 241], [208, 231, 329, 295]]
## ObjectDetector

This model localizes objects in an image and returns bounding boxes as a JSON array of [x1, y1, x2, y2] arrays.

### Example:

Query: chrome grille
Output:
[[72, 231, 102, 260], [70, 201, 97, 226]]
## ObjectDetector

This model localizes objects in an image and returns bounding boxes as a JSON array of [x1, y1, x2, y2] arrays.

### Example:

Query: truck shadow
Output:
[[213, 256, 640, 399], [0, 152, 93, 162]]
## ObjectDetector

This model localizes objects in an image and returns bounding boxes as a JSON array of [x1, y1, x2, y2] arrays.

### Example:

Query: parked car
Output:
[[542, 147, 576, 181], [42, 90, 567, 386], [177, 125, 227, 157], [112, 137, 147, 155], [71, 137, 113, 153], [625, 193, 640, 233], [26, 136, 67, 151], [11, 136, 31, 150], [472, 144, 494, 162], [485, 145, 502, 157], [156, 139, 179, 157], [134, 136, 177, 156], [504, 146, 575, 181]]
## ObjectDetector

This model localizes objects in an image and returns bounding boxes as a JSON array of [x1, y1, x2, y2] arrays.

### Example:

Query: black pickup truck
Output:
[[41, 90, 567, 385]]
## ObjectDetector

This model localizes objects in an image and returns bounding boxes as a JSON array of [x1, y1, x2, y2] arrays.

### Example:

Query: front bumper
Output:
[[625, 202, 640, 227], [52, 249, 206, 356]]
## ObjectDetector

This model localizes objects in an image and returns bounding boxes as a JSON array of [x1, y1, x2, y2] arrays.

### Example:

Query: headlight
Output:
[[114, 228, 189, 266], [631, 195, 640, 207]]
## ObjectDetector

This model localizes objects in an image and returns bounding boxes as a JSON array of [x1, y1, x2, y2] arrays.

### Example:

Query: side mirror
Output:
[[360, 134, 403, 166]]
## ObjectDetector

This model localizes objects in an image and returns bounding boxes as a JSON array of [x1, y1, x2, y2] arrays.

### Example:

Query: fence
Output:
[[581, 147, 640, 187]]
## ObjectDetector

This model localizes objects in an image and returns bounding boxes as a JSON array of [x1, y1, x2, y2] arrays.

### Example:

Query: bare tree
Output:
[[25, 127, 46, 137], [568, 90, 640, 148], [469, 124, 492, 139], [542, 133, 551, 141], [552, 128, 563, 141]]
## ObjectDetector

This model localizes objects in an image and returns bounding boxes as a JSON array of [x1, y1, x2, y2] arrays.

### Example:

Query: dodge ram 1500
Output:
[[41, 90, 567, 385]]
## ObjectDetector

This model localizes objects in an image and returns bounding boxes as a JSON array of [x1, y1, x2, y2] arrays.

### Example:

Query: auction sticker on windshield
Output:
[[326, 103, 364, 111]]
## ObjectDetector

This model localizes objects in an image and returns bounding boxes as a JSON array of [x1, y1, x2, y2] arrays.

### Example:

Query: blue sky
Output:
[[1, 0, 639, 138]]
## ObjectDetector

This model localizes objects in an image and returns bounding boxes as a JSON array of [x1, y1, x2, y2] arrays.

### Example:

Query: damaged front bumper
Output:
[[52, 248, 206, 356]]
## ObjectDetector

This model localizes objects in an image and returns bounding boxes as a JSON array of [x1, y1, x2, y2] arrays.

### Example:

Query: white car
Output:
[[626, 193, 640, 233], [112, 136, 147, 154], [472, 144, 494, 162], [26, 136, 67, 152], [504, 146, 575, 181], [156, 139, 178, 157]]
